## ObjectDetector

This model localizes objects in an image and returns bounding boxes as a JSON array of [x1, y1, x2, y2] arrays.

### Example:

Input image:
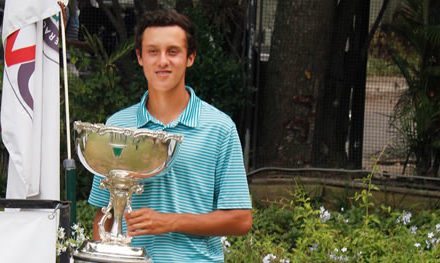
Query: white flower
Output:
[[414, 243, 421, 248], [57, 227, 66, 240], [341, 247, 347, 253], [72, 223, 80, 232], [428, 232, 434, 239], [220, 236, 231, 253], [396, 211, 412, 225], [56, 224, 88, 256], [410, 226, 418, 234], [426, 239, 431, 249], [309, 243, 319, 251], [262, 254, 276, 263], [220, 236, 231, 248], [340, 207, 345, 212], [280, 259, 290, 263], [329, 251, 349, 262], [320, 206, 331, 222], [436, 223, 440, 233]]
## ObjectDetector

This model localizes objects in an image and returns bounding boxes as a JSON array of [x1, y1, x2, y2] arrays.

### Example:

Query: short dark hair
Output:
[[135, 9, 197, 57]]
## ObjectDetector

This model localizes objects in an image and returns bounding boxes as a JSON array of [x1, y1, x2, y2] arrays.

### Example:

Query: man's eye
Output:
[[168, 49, 178, 55], [148, 49, 158, 54]]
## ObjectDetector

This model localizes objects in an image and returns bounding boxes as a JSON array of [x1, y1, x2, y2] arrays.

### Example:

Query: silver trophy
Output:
[[72, 121, 183, 263]]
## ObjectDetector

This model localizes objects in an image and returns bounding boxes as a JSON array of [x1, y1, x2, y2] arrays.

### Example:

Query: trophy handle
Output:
[[97, 173, 144, 245], [98, 203, 113, 242]]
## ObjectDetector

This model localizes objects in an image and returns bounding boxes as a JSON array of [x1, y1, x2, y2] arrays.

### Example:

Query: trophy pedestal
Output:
[[73, 122, 183, 263], [73, 241, 151, 263]]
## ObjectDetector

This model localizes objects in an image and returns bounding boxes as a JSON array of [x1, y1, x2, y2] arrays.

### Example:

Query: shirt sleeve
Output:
[[214, 124, 252, 210], [88, 175, 110, 208]]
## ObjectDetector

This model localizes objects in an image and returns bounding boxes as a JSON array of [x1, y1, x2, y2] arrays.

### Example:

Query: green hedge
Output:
[[75, 177, 440, 262]]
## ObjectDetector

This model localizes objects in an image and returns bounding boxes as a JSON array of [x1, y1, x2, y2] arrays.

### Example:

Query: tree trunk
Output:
[[257, 0, 335, 167], [312, 0, 370, 168], [312, 0, 355, 168]]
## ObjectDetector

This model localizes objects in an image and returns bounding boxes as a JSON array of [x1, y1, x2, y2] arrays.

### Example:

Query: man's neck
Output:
[[146, 86, 190, 125]]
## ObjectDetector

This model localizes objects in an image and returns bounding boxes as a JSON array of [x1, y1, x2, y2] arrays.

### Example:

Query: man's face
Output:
[[136, 26, 195, 93]]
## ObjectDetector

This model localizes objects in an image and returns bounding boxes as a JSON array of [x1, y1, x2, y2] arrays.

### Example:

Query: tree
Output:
[[313, 0, 371, 168], [257, 0, 372, 169], [257, 0, 335, 167]]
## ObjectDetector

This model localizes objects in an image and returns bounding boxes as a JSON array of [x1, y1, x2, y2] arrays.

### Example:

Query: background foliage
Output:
[[386, 0, 440, 176]]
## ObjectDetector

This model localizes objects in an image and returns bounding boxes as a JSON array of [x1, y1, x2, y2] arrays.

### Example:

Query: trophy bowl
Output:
[[72, 121, 183, 263]]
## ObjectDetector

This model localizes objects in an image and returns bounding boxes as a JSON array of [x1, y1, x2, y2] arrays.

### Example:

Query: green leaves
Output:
[[387, 0, 440, 176], [184, 8, 246, 119], [223, 188, 440, 262]]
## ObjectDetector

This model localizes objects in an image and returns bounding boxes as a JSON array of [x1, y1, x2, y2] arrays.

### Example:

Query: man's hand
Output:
[[125, 208, 172, 236]]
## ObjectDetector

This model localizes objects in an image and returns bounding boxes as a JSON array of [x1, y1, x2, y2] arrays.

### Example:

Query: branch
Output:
[[362, 0, 391, 57]]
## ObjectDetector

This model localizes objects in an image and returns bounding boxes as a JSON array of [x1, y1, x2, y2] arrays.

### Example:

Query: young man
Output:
[[88, 9, 252, 262]]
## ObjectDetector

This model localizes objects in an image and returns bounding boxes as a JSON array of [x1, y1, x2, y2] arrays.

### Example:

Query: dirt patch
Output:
[[363, 76, 410, 175]]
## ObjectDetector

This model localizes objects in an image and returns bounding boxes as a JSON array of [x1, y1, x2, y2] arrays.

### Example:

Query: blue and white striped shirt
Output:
[[88, 86, 252, 263]]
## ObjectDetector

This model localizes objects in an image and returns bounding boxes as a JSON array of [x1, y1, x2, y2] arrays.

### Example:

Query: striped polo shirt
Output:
[[88, 86, 252, 263]]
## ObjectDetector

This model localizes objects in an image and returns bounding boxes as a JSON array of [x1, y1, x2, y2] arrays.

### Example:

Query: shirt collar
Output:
[[136, 86, 201, 128]]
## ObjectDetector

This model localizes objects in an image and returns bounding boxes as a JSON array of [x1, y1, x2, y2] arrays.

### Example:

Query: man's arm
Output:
[[124, 208, 252, 237], [92, 210, 114, 241]]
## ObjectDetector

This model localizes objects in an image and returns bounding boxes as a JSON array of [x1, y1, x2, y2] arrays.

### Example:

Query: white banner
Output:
[[0, 210, 58, 262], [1, 1, 60, 199]]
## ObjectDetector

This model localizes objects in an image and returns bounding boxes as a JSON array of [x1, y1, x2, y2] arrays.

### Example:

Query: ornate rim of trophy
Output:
[[72, 121, 183, 263]]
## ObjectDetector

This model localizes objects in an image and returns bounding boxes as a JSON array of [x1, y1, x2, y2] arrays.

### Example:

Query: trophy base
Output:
[[73, 240, 152, 263]]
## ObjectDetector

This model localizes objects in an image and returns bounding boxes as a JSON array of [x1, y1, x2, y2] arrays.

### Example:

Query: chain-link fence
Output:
[[252, 0, 439, 177], [0, 0, 438, 195]]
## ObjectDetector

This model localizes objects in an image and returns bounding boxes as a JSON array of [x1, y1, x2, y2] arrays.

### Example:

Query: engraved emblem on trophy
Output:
[[72, 121, 183, 263]]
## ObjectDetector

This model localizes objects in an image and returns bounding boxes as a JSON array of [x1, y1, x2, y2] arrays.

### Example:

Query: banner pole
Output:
[[60, 7, 77, 224]]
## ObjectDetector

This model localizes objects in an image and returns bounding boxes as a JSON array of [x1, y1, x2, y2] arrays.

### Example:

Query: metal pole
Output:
[[245, 0, 257, 170], [59, 202, 72, 263], [349, 0, 370, 167], [251, 0, 264, 170], [64, 159, 77, 224], [60, 6, 77, 224], [60, 3, 72, 160]]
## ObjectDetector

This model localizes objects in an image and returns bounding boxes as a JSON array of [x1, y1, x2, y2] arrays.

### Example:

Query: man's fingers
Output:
[[127, 229, 149, 236], [126, 208, 151, 218], [127, 221, 152, 236]]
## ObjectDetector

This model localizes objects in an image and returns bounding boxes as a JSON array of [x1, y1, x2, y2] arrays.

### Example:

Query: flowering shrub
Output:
[[225, 180, 440, 262], [74, 173, 440, 262], [56, 223, 88, 256]]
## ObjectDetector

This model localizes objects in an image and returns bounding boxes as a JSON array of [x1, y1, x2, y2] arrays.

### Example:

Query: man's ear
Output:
[[136, 49, 143, 66], [186, 52, 196, 68]]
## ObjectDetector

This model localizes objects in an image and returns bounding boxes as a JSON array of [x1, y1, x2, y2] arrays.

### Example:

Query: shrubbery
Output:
[[223, 186, 440, 262], [76, 174, 440, 262]]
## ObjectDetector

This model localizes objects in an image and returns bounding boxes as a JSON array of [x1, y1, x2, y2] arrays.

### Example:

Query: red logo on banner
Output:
[[5, 30, 36, 67]]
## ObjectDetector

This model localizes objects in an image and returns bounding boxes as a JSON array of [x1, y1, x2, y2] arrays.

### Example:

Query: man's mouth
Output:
[[156, 70, 171, 76]]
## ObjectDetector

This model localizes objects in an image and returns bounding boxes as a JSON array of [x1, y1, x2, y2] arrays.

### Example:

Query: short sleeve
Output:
[[214, 125, 252, 210]]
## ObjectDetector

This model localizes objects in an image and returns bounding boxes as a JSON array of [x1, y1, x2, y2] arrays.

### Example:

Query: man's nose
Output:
[[158, 52, 169, 67]]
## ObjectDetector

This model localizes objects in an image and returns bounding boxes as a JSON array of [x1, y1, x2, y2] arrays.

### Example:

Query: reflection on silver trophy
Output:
[[72, 121, 183, 263]]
